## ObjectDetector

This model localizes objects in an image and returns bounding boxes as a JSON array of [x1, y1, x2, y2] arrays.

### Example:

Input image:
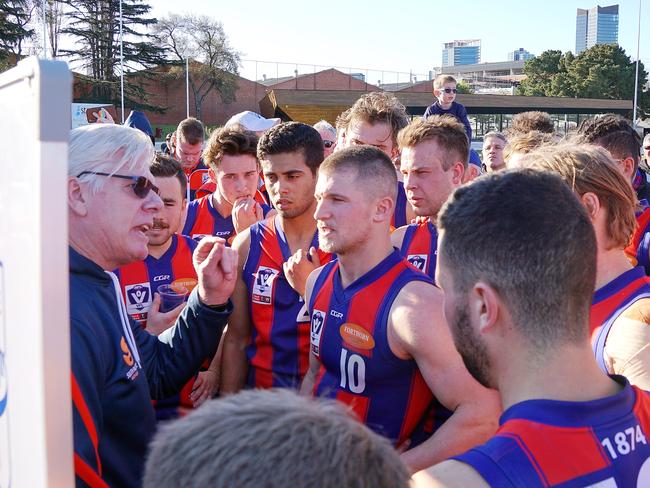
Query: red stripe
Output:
[[498, 419, 610, 486], [74, 454, 109, 488], [633, 386, 650, 437], [397, 370, 434, 445], [337, 389, 371, 424], [188, 197, 217, 237], [249, 219, 282, 376], [625, 207, 650, 261], [590, 277, 650, 336], [71, 372, 103, 477]]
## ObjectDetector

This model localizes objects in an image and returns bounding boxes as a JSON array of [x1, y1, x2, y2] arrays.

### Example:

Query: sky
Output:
[[148, 0, 649, 83]]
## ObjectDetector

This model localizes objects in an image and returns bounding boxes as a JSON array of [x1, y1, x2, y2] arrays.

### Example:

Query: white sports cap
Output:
[[225, 111, 281, 132]]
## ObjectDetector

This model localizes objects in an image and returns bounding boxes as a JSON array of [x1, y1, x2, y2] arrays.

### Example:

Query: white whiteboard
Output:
[[0, 57, 73, 487]]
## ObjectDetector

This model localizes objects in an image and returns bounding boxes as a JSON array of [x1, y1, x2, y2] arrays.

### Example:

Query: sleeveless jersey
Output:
[[391, 180, 409, 230], [625, 206, 650, 274], [185, 161, 209, 201], [182, 194, 271, 245], [591, 267, 650, 373], [115, 234, 201, 419], [309, 250, 437, 446], [454, 377, 650, 488], [399, 221, 438, 280], [244, 215, 331, 389]]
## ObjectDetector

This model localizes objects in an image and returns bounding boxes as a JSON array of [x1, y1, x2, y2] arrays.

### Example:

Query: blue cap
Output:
[[468, 149, 482, 167], [124, 110, 153, 137]]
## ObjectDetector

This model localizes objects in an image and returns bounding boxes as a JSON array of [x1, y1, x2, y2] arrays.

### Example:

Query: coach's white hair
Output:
[[313, 119, 336, 138], [68, 124, 154, 193]]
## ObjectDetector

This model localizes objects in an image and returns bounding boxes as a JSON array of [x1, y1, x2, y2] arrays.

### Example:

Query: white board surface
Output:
[[0, 57, 73, 487]]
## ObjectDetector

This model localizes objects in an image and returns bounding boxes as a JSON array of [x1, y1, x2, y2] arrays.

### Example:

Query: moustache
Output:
[[152, 219, 169, 230]]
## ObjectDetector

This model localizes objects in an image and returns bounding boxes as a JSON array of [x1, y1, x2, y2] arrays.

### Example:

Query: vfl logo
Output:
[[310, 309, 326, 356], [125, 283, 152, 315], [407, 254, 428, 272], [252, 266, 279, 304]]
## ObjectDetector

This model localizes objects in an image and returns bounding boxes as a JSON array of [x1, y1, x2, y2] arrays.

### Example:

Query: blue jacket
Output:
[[423, 101, 473, 141], [124, 110, 153, 137], [69, 247, 231, 487]]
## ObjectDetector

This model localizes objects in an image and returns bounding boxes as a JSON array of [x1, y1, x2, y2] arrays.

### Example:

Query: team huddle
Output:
[[67, 75, 650, 487]]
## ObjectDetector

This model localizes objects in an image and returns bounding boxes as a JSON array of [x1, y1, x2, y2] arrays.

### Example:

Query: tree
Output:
[[60, 0, 167, 111], [153, 13, 240, 120], [456, 80, 473, 94], [517, 45, 649, 118], [0, 0, 35, 63]]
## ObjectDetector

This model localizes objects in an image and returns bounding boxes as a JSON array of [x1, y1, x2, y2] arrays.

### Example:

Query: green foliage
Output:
[[517, 44, 649, 117], [61, 0, 167, 111], [153, 13, 240, 120], [0, 0, 35, 58], [456, 80, 473, 94]]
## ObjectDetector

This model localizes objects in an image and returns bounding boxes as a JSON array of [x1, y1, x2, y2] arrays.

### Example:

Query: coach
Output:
[[67, 124, 236, 487]]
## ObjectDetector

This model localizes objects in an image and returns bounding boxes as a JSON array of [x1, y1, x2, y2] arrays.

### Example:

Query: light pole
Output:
[[119, 0, 125, 123], [632, 0, 642, 128]]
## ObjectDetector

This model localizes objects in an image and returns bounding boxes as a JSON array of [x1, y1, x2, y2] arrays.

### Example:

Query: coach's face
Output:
[[72, 168, 163, 269]]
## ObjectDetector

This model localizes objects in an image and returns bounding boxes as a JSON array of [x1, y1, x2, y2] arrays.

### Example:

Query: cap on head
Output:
[[226, 111, 281, 132]]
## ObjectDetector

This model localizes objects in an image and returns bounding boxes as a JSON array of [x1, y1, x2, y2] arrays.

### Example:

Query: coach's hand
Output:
[[284, 246, 321, 297], [194, 236, 238, 306], [232, 197, 264, 234]]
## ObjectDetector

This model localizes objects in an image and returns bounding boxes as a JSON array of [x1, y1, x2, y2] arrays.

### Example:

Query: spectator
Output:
[[423, 75, 472, 141], [124, 110, 155, 145], [313, 119, 337, 157], [143, 389, 410, 488], [68, 124, 235, 487]]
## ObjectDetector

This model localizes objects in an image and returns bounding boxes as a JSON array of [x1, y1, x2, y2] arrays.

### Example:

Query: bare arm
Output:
[[219, 230, 253, 394], [389, 281, 501, 473], [411, 460, 489, 488], [390, 224, 408, 249], [299, 267, 324, 395]]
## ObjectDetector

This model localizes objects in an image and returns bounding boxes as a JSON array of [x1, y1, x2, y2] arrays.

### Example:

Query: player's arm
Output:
[[411, 460, 489, 488], [390, 224, 408, 249], [219, 229, 253, 394], [299, 266, 325, 395], [606, 298, 650, 389], [389, 281, 501, 473]]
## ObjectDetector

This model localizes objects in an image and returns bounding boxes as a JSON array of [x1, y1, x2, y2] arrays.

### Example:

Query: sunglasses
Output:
[[77, 171, 160, 199], [443, 88, 457, 94], [323, 140, 335, 148]]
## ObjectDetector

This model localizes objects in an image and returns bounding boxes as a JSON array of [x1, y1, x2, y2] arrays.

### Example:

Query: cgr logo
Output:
[[153, 275, 170, 282]]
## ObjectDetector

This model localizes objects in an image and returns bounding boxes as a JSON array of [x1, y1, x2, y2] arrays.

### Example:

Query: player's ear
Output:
[[472, 281, 500, 335], [452, 161, 465, 185], [68, 176, 88, 217], [374, 195, 395, 224], [580, 192, 600, 221]]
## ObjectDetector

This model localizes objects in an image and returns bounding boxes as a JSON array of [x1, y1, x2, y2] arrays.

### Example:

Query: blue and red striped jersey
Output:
[[454, 377, 650, 487], [115, 234, 201, 419], [391, 180, 409, 230], [590, 267, 650, 373], [182, 194, 272, 246], [244, 215, 331, 389], [625, 205, 650, 274], [185, 162, 209, 201], [308, 250, 439, 447], [399, 221, 438, 280]]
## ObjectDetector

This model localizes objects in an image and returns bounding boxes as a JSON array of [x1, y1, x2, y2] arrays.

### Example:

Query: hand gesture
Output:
[[145, 293, 185, 335], [283, 246, 321, 297], [190, 370, 219, 407], [232, 197, 264, 234], [194, 237, 238, 306]]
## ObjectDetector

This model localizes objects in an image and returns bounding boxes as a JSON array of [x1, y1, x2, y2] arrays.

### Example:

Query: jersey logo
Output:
[[125, 283, 152, 315], [407, 254, 428, 272], [153, 274, 170, 282], [172, 278, 198, 293], [340, 323, 375, 351], [296, 299, 310, 323], [120, 337, 139, 381], [311, 309, 326, 356], [252, 266, 280, 304]]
